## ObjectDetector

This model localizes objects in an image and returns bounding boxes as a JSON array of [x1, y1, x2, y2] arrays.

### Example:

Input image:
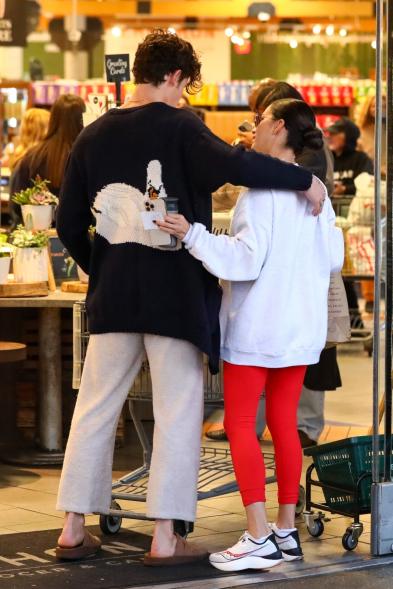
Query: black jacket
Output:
[[333, 149, 373, 196]]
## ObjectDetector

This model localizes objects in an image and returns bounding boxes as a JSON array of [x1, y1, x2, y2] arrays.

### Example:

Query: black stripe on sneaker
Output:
[[281, 547, 303, 558], [263, 550, 284, 561]]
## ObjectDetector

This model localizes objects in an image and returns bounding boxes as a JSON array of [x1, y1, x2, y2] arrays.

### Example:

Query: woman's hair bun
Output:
[[302, 128, 323, 150]]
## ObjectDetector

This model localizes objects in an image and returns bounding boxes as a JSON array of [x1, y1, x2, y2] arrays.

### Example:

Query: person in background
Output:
[[10, 108, 50, 171], [235, 78, 276, 149], [9, 95, 85, 229], [157, 98, 344, 571], [328, 117, 374, 326], [327, 117, 373, 198], [357, 94, 386, 176], [356, 95, 386, 313], [208, 80, 342, 449]]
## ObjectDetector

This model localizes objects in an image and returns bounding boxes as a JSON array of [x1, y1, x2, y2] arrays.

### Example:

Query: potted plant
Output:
[[0, 244, 13, 285], [12, 176, 58, 231], [11, 226, 49, 283]]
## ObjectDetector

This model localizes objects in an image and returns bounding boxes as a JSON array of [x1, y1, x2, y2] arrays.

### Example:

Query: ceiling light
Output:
[[326, 24, 335, 36], [339, 28, 347, 37], [312, 24, 322, 35], [289, 39, 298, 49], [242, 31, 251, 39], [258, 11, 271, 21], [225, 27, 234, 37], [111, 26, 122, 38]]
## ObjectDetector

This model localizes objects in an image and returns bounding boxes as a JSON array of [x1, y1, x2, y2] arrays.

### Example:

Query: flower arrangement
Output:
[[11, 225, 49, 249], [12, 176, 58, 206]]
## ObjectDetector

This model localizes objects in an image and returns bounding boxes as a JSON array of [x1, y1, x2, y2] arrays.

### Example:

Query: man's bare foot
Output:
[[58, 512, 85, 548], [150, 519, 177, 558]]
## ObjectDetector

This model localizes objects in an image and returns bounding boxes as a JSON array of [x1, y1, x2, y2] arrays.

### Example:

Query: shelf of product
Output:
[[29, 77, 380, 110], [32, 80, 137, 106]]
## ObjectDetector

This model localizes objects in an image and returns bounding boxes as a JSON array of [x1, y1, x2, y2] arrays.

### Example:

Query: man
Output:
[[327, 117, 373, 197], [55, 30, 324, 566]]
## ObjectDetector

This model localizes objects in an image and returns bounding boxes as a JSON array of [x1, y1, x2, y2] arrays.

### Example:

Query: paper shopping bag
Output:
[[326, 272, 351, 347]]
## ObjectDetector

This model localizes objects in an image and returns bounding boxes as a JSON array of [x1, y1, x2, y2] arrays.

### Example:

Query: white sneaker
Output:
[[271, 523, 304, 561], [209, 532, 283, 572]]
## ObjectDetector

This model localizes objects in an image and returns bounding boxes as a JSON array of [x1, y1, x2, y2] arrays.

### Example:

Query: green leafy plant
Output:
[[12, 176, 59, 206], [10, 226, 49, 249]]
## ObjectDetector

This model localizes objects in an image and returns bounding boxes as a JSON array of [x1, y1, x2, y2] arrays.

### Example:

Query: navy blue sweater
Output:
[[57, 102, 312, 373]]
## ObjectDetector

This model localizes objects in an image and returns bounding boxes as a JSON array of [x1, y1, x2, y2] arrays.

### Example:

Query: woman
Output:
[[157, 99, 344, 572], [357, 94, 386, 175], [10, 94, 85, 228], [210, 80, 340, 448], [11, 108, 50, 171]]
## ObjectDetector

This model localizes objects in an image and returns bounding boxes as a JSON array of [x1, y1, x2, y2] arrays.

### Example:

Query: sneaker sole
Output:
[[209, 556, 284, 572], [282, 553, 304, 562]]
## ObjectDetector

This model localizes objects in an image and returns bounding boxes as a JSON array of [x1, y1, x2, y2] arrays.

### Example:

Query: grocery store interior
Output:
[[0, 1, 392, 588]]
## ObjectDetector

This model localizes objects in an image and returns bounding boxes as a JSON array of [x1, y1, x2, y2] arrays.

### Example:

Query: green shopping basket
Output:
[[304, 435, 393, 515]]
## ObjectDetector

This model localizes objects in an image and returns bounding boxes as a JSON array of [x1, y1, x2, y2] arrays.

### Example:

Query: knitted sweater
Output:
[[57, 102, 312, 373]]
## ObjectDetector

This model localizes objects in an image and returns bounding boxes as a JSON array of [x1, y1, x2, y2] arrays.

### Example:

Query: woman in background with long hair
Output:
[[10, 108, 50, 171], [10, 94, 85, 228]]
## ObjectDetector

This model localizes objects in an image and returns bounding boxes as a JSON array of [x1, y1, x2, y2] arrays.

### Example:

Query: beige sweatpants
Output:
[[56, 333, 204, 522]]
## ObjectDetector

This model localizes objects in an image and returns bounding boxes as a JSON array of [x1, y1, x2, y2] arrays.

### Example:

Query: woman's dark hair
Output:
[[133, 29, 202, 94], [29, 94, 85, 189], [258, 81, 304, 113], [269, 98, 323, 155]]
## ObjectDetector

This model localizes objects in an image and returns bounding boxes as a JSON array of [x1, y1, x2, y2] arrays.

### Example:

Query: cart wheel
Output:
[[342, 531, 358, 551], [295, 485, 306, 516], [307, 519, 324, 538], [100, 501, 122, 535]]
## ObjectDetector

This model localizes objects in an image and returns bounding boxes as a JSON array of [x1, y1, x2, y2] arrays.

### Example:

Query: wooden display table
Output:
[[0, 290, 85, 465]]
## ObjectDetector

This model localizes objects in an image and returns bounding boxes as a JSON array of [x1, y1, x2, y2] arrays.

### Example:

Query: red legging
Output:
[[223, 362, 306, 506]]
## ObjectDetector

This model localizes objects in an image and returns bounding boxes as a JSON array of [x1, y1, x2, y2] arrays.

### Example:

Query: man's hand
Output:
[[303, 175, 327, 216], [155, 214, 190, 240]]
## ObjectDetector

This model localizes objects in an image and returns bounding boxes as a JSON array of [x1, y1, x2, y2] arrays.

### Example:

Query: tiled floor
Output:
[[0, 345, 381, 587]]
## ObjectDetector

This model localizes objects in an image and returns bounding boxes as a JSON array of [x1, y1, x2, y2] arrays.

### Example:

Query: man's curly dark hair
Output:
[[132, 30, 202, 94]]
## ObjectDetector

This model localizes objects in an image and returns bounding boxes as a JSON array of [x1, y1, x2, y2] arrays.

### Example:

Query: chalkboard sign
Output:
[[105, 53, 130, 106], [105, 54, 130, 82], [49, 236, 78, 285]]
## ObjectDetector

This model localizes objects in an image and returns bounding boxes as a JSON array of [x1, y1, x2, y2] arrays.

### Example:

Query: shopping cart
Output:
[[73, 301, 304, 536]]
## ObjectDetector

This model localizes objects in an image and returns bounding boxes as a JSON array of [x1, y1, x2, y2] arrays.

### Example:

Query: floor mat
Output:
[[0, 526, 234, 589]]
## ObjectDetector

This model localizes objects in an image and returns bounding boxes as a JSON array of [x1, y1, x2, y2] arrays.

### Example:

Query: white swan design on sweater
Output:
[[92, 160, 180, 249]]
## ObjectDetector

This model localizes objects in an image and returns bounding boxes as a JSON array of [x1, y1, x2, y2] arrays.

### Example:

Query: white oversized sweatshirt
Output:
[[183, 187, 344, 368]]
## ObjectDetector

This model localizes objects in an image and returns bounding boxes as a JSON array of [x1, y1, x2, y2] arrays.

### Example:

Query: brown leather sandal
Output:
[[56, 530, 102, 560], [144, 533, 209, 567]]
